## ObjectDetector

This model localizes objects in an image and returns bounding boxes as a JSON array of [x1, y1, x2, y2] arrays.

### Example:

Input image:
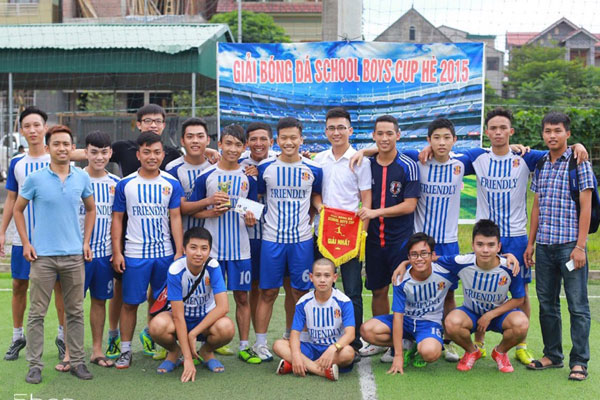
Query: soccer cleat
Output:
[[474, 341, 486, 358], [215, 345, 235, 356], [251, 343, 274, 362], [105, 335, 121, 360], [115, 351, 132, 369], [457, 349, 482, 371], [55, 337, 66, 360], [412, 352, 427, 368], [152, 347, 167, 361], [324, 364, 339, 381], [139, 329, 156, 356], [515, 344, 534, 365], [4, 337, 26, 361], [276, 359, 293, 375], [380, 347, 394, 363], [359, 343, 387, 357], [444, 341, 460, 362], [492, 347, 514, 373], [238, 347, 262, 364]]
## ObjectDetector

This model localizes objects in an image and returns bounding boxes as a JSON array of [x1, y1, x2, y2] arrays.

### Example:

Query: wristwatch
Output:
[[334, 343, 342, 352]]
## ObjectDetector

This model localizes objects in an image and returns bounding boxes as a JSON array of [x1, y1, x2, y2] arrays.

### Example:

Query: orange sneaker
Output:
[[457, 349, 482, 371], [324, 364, 339, 381], [492, 347, 514, 373], [276, 359, 293, 375]]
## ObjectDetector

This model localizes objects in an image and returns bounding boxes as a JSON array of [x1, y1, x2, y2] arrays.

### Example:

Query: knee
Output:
[[260, 289, 279, 304], [149, 316, 173, 338], [338, 346, 355, 366], [123, 303, 138, 313], [234, 291, 249, 306], [418, 343, 442, 363], [360, 322, 373, 342], [372, 288, 388, 299], [215, 317, 235, 340], [272, 339, 288, 356], [509, 313, 529, 336], [444, 314, 462, 335], [291, 288, 306, 300], [12, 279, 28, 294]]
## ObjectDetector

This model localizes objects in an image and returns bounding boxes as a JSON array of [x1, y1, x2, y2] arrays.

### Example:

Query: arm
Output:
[[477, 297, 524, 333], [111, 211, 126, 273], [358, 197, 418, 220], [311, 192, 324, 213], [70, 148, 87, 162], [524, 194, 540, 269], [571, 143, 588, 164], [13, 195, 36, 262], [571, 189, 591, 269], [169, 208, 184, 259], [500, 253, 520, 276], [388, 312, 404, 375], [349, 146, 377, 171], [170, 300, 196, 382], [315, 326, 355, 370], [359, 189, 372, 230], [289, 329, 307, 377], [0, 190, 17, 256], [82, 195, 96, 262], [187, 291, 229, 353], [181, 194, 228, 216], [391, 260, 410, 286]]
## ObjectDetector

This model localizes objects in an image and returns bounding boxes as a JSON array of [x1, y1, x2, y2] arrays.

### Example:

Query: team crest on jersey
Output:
[[302, 171, 310, 181], [453, 165, 461, 175], [205, 276, 210, 286], [437, 282, 446, 290], [109, 186, 116, 195], [389, 181, 402, 196], [241, 181, 248, 191], [334, 308, 341, 319], [512, 158, 520, 168], [499, 276, 508, 286], [162, 186, 171, 196]]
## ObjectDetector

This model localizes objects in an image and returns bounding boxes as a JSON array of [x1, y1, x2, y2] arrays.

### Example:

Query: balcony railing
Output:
[[0, 3, 39, 17]]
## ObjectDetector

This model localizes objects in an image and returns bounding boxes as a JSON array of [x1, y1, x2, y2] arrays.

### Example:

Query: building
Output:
[[506, 17, 599, 67], [322, 0, 361, 41], [374, 7, 504, 95], [0, 0, 58, 24]]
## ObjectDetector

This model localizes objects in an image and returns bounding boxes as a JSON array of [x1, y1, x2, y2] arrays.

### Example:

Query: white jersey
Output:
[[292, 288, 355, 346], [190, 165, 257, 260], [165, 156, 211, 231], [472, 150, 545, 237], [5, 153, 50, 246], [78, 172, 120, 258], [257, 156, 323, 243], [113, 170, 184, 258], [393, 263, 456, 324]]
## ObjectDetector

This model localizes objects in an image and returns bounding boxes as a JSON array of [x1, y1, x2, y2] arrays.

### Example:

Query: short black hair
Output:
[[407, 232, 436, 253], [136, 104, 166, 122], [45, 125, 73, 145], [541, 111, 570, 132], [19, 106, 48, 125], [183, 226, 212, 248], [374, 115, 399, 132], [85, 131, 112, 149], [326, 107, 351, 124], [485, 107, 513, 127], [313, 257, 336, 274], [181, 117, 208, 138], [220, 124, 246, 144], [136, 131, 163, 148], [428, 118, 455, 137], [277, 117, 303, 135], [246, 122, 273, 139], [472, 219, 500, 242]]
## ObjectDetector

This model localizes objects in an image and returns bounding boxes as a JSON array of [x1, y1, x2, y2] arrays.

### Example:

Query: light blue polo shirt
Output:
[[20, 165, 93, 256]]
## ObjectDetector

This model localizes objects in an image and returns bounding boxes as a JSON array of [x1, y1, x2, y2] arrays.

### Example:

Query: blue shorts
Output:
[[185, 316, 207, 341], [434, 242, 460, 290], [122, 255, 173, 305], [365, 240, 408, 290], [260, 239, 313, 291], [456, 306, 521, 334], [374, 314, 444, 345], [84, 255, 114, 300], [249, 239, 261, 282], [219, 259, 252, 291], [11, 246, 30, 280], [300, 342, 330, 361], [500, 235, 530, 283]]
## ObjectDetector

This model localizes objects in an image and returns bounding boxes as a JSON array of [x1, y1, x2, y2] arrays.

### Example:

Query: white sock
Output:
[[121, 341, 131, 353], [57, 325, 65, 341], [255, 333, 267, 346], [239, 340, 249, 351], [13, 327, 24, 342]]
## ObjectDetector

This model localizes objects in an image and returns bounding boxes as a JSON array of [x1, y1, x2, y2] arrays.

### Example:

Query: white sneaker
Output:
[[359, 342, 387, 357], [252, 343, 273, 362], [444, 341, 460, 362], [380, 347, 394, 363]]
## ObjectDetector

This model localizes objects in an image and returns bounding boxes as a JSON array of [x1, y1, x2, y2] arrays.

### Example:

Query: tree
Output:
[[210, 10, 290, 43]]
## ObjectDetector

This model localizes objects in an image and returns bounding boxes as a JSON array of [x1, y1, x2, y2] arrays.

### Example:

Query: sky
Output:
[[363, 0, 600, 52]]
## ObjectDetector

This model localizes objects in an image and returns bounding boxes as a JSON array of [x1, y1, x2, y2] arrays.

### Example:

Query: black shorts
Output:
[[365, 240, 408, 290]]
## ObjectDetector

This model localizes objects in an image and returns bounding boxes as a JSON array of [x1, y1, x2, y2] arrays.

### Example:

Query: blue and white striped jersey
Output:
[[292, 288, 355, 346], [167, 257, 226, 322], [393, 263, 456, 324], [437, 254, 525, 315], [472, 150, 545, 237], [166, 156, 212, 231], [78, 172, 120, 258], [5, 153, 50, 245], [113, 171, 184, 258], [257, 157, 323, 243], [190, 165, 257, 260]]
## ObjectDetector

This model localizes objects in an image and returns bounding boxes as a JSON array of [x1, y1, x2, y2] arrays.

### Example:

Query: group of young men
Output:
[[0, 102, 593, 384]]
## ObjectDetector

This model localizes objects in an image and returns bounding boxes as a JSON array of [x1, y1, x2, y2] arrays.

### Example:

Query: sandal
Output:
[[90, 356, 115, 368], [203, 358, 225, 373], [55, 360, 71, 373], [568, 366, 588, 381], [526, 359, 563, 370], [157, 358, 183, 374]]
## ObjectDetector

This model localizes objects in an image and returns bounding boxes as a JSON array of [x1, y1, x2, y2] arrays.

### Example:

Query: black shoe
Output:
[[55, 337, 66, 360], [70, 363, 93, 380], [353, 351, 362, 364], [26, 367, 42, 384], [5, 337, 26, 361]]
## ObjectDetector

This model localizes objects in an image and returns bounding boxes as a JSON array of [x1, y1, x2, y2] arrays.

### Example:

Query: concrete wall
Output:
[[0, 0, 54, 24], [375, 8, 449, 43], [322, 0, 362, 41]]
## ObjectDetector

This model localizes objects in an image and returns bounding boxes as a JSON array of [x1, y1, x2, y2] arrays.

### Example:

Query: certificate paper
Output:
[[234, 197, 265, 219]]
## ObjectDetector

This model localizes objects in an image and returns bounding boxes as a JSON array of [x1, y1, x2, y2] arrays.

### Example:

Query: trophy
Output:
[[217, 181, 231, 208]]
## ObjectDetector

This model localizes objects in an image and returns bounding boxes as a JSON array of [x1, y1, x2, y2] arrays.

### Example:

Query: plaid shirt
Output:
[[531, 147, 594, 245]]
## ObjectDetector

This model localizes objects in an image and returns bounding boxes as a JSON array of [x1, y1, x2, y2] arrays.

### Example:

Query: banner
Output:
[[217, 41, 484, 154], [317, 207, 366, 266]]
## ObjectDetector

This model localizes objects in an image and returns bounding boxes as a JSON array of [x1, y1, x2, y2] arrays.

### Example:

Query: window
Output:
[[409, 26, 416, 41], [486, 57, 500, 71]]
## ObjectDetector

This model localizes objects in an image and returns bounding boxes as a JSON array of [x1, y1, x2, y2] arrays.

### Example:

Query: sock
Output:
[[255, 333, 267, 346], [121, 341, 131, 353], [57, 325, 65, 341], [516, 343, 527, 349], [239, 340, 249, 351], [108, 329, 119, 339], [13, 327, 24, 342]]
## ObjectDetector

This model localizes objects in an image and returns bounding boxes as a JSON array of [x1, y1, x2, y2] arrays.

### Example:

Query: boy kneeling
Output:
[[149, 227, 235, 382], [273, 258, 355, 381]]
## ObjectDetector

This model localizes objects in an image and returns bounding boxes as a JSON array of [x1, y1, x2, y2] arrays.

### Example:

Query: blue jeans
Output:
[[535, 242, 590, 368]]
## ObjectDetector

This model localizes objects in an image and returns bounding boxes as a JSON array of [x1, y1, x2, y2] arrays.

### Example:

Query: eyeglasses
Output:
[[141, 118, 165, 125], [408, 251, 432, 260], [326, 125, 349, 132]]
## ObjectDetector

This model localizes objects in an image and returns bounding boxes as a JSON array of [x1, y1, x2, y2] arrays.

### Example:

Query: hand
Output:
[[205, 148, 220, 164], [174, 251, 183, 260], [357, 207, 380, 220], [180, 359, 196, 383], [570, 247, 587, 270], [210, 191, 229, 206], [418, 146, 433, 164], [301, 150, 312, 159], [503, 253, 520, 276], [112, 252, 125, 273], [349, 150, 365, 172], [244, 210, 256, 227], [509, 144, 530, 154], [391, 261, 409, 286], [524, 244, 535, 268], [315, 345, 336, 370], [188, 333, 200, 360], [291, 352, 307, 377], [0, 232, 5, 257], [210, 204, 229, 217], [571, 143, 589, 163], [83, 243, 93, 262], [477, 313, 493, 333], [244, 165, 258, 177], [23, 243, 37, 262], [387, 354, 404, 375]]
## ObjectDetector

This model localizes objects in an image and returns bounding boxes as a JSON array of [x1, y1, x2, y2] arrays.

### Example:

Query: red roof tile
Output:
[[217, 0, 322, 14], [506, 32, 538, 46]]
